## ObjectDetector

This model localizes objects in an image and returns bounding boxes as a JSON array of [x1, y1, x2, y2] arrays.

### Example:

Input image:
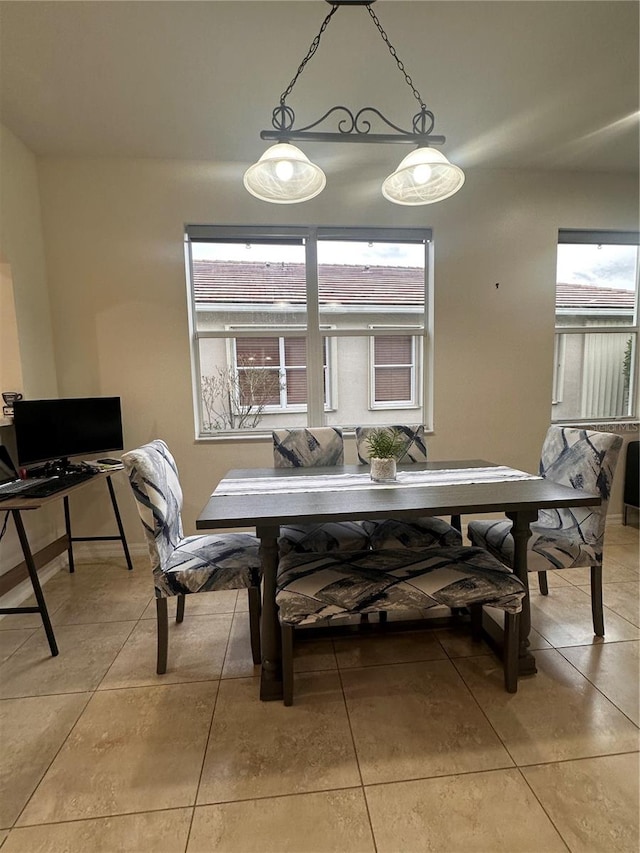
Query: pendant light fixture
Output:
[[245, 0, 464, 205]]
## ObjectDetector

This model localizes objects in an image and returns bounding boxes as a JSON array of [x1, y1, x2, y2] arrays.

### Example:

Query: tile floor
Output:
[[0, 523, 638, 852]]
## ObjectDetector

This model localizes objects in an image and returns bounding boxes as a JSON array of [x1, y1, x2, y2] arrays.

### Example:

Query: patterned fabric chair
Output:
[[355, 424, 463, 549], [122, 439, 262, 673], [468, 427, 623, 636], [272, 428, 370, 555], [277, 546, 526, 703]]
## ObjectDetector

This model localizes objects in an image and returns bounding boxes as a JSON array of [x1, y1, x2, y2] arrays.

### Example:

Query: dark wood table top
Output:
[[196, 460, 601, 530]]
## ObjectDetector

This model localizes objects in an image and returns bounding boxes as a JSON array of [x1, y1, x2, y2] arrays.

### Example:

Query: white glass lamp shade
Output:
[[382, 147, 465, 205], [243, 143, 326, 203]]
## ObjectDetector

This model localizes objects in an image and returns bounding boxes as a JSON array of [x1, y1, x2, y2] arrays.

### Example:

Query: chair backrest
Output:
[[355, 424, 427, 465], [537, 426, 623, 545], [121, 439, 184, 572], [272, 427, 344, 468]]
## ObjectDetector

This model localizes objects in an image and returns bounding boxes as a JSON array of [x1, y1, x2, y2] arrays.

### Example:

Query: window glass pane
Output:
[[317, 240, 425, 330], [236, 337, 280, 368], [192, 241, 307, 329], [285, 369, 307, 404], [375, 336, 412, 364], [284, 337, 306, 366], [376, 367, 412, 401], [556, 244, 637, 327], [552, 331, 635, 420], [553, 239, 638, 422]]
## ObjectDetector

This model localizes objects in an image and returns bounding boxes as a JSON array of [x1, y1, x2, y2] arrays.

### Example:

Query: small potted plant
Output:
[[365, 427, 406, 482]]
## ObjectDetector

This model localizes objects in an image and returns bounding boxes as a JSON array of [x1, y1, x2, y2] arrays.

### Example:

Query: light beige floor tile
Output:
[[555, 562, 639, 586], [221, 612, 261, 679], [0, 830, 7, 846], [99, 613, 232, 688], [0, 621, 134, 698], [188, 790, 375, 853], [604, 542, 640, 570], [341, 659, 513, 785], [535, 570, 573, 588], [3, 809, 193, 853], [559, 640, 640, 725], [365, 768, 566, 853], [17, 681, 218, 825], [50, 567, 153, 625], [529, 585, 639, 646], [292, 636, 338, 672], [436, 623, 551, 658], [0, 628, 36, 664], [522, 753, 640, 853], [334, 629, 447, 668], [0, 693, 90, 828], [605, 523, 640, 546], [140, 589, 239, 619], [197, 673, 360, 803], [0, 579, 72, 630], [455, 649, 639, 766], [587, 581, 639, 627]]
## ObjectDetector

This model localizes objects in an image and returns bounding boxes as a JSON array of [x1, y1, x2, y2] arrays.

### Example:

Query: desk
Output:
[[196, 460, 600, 701], [0, 471, 133, 656]]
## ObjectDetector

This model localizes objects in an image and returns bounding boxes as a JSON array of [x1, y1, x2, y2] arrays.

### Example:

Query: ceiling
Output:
[[1, 0, 638, 175]]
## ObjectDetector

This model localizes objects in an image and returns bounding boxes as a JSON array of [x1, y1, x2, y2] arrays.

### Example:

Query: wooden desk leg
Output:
[[106, 476, 134, 571], [63, 496, 75, 574], [257, 525, 283, 701], [506, 509, 538, 676], [12, 510, 59, 657]]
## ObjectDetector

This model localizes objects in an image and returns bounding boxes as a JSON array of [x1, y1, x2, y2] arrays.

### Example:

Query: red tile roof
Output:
[[192, 261, 635, 311]]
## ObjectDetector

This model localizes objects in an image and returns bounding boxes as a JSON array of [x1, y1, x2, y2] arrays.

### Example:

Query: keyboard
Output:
[[4, 470, 98, 500], [0, 478, 56, 499]]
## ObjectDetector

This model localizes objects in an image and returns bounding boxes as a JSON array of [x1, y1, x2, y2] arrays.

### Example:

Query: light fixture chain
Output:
[[366, 4, 426, 111], [279, 4, 339, 105]]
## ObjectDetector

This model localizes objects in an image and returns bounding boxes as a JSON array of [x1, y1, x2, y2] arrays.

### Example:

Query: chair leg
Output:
[[248, 586, 262, 665], [379, 611, 388, 625], [156, 598, 169, 675], [470, 603, 483, 640], [503, 612, 519, 693], [538, 571, 549, 595], [176, 594, 185, 623], [591, 563, 605, 637], [282, 624, 294, 706]]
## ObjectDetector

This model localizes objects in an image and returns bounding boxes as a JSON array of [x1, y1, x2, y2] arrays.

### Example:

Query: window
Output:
[[553, 230, 639, 423], [185, 226, 432, 436], [370, 332, 418, 407]]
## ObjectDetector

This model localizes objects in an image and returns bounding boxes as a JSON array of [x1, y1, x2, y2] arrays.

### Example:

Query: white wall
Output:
[[1, 138, 637, 566], [30, 156, 637, 543], [0, 125, 59, 576]]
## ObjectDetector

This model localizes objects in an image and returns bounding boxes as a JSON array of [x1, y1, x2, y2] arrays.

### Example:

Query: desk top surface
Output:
[[0, 469, 121, 510]]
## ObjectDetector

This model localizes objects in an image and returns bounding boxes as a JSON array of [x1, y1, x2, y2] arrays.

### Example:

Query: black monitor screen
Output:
[[13, 397, 123, 467]]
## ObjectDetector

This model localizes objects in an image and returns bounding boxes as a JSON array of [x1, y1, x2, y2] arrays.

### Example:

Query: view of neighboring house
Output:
[[554, 282, 636, 421], [192, 258, 635, 431]]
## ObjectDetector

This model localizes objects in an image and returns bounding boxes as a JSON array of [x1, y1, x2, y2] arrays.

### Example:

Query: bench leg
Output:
[[248, 586, 262, 665], [504, 612, 519, 693], [156, 598, 169, 674], [282, 624, 294, 706]]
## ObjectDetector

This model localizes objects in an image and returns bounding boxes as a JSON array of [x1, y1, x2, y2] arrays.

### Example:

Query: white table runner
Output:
[[213, 466, 541, 497]]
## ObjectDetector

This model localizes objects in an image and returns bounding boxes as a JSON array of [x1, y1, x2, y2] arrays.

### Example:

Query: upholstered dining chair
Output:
[[122, 439, 262, 673], [355, 424, 463, 549], [272, 427, 370, 555], [277, 546, 527, 703], [468, 426, 623, 636]]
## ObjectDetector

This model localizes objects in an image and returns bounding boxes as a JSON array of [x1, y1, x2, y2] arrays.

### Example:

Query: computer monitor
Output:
[[13, 397, 123, 469]]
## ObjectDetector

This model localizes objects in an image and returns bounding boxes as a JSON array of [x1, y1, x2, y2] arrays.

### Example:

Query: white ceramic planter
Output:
[[370, 457, 397, 482]]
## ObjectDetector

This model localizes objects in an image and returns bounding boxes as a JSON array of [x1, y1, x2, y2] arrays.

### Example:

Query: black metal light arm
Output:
[[259, 0, 447, 148]]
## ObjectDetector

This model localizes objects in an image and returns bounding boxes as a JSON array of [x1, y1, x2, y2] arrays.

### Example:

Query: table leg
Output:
[[63, 496, 75, 574], [12, 510, 59, 657], [256, 524, 283, 701], [106, 475, 134, 571], [506, 509, 538, 675]]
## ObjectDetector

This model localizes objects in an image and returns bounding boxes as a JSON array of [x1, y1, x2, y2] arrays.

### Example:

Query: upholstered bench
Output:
[[276, 546, 526, 704]]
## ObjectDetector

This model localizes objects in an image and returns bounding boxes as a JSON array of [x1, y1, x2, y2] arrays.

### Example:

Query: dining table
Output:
[[196, 459, 601, 701]]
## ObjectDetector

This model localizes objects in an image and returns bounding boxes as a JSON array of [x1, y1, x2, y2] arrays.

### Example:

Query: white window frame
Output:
[[228, 327, 334, 413], [185, 225, 433, 437], [553, 229, 639, 424], [368, 325, 421, 410]]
